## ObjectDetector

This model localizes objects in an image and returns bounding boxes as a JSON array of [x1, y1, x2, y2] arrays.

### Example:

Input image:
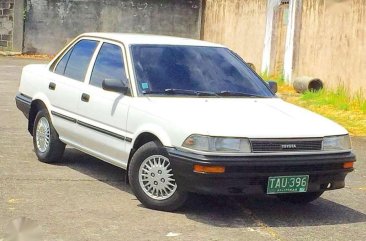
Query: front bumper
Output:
[[167, 148, 355, 195]]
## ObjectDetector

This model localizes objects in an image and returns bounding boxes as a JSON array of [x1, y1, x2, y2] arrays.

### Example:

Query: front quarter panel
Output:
[[131, 124, 172, 147], [127, 99, 193, 150]]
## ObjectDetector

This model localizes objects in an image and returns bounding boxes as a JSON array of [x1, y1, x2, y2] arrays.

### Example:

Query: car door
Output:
[[47, 39, 99, 145], [76, 41, 132, 168]]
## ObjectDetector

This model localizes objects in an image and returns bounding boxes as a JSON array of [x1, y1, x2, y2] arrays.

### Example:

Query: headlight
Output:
[[323, 135, 351, 151], [182, 135, 251, 153]]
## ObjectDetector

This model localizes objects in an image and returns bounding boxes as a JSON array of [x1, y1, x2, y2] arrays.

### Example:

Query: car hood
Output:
[[135, 97, 348, 138]]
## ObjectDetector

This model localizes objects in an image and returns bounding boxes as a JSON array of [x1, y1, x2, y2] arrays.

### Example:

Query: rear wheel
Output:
[[32, 109, 65, 163], [276, 191, 324, 204], [128, 141, 187, 211]]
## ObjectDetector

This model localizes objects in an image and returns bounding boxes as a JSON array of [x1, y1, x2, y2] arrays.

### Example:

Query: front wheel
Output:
[[128, 141, 187, 211], [276, 191, 324, 204]]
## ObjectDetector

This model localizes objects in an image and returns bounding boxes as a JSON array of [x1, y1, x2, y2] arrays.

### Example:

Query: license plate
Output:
[[267, 175, 309, 194]]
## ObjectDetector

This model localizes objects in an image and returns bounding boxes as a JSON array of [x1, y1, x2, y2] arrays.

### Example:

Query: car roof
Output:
[[80, 32, 225, 47]]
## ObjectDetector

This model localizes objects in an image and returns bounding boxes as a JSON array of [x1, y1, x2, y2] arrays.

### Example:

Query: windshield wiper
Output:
[[164, 89, 198, 95], [143, 89, 220, 97], [217, 91, 266, 98], [142, 90, 172, 95], [166, 89, 220, 97]]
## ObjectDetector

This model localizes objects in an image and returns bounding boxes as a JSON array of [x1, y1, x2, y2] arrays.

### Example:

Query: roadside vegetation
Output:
[[262, 75, 366, 136]]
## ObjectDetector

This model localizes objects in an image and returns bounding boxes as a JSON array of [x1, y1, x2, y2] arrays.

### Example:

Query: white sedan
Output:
[[15, 33, 355, 211]]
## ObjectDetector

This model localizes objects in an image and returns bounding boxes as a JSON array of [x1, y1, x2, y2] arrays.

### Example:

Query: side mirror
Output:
[[267, 81, 278, 94], [102, 78, 129, 94]]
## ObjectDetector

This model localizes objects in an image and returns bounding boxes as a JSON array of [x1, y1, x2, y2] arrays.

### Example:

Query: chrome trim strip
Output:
[[249, 137, 323, 142], [51, 111, 77, 123], [77, 120, 126, 141], [51, 111, 132, 142], [175, 146, 351, 157]]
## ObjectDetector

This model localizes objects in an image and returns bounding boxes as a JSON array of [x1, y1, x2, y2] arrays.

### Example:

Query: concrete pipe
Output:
[[293, 77, 323, 93]]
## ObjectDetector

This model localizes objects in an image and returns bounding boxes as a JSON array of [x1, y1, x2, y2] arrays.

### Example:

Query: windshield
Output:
[[131, 45, 274, 97]]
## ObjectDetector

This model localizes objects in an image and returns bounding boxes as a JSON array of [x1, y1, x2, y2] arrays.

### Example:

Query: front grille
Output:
[[250, 138, 323, 152]]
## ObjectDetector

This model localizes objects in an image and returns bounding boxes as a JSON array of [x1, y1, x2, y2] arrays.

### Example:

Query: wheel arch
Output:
[[126, 131, 170, 183], [128, 132, 162, 162], [28, 95, 52, 135]]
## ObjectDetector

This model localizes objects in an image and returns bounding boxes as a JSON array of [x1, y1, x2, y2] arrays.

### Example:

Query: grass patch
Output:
[[300, 86, 366, 113], [301, 87, 349, 111]]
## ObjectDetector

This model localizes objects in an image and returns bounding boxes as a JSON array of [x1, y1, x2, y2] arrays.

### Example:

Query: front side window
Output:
[[90, 43, 127, 88], [63, 39, 98, 81], [131, 45, 274, 97]]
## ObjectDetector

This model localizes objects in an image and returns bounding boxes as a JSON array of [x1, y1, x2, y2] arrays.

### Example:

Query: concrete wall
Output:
[[24, 0, 202, 54], [0, 0, 24, 53], [0, 0, 14, 51], [201, 0, 267, 69], [294, 0, 366, 93]]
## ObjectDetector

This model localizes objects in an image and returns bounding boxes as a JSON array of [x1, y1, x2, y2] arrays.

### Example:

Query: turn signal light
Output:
[[193, 165, 225, 174], [343, 162, 354, 169]]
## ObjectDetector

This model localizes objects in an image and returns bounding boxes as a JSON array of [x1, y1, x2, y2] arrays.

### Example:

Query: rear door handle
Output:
[[81, 93, 90, 102], [49, 82, 56, 90]]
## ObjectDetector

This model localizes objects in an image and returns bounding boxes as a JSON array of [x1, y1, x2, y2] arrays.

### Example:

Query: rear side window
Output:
[[54, 49, 72, 75], [63, 39, 98, 81], [90, 43, 127, 88]]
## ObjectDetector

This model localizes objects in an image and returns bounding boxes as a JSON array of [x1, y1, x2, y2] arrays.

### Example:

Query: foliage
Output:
[[301, 86, 366, 113]]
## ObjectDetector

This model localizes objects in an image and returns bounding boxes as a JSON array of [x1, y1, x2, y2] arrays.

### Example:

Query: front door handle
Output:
[[49, 82, 56, 90], [81, 93, 90, 102]]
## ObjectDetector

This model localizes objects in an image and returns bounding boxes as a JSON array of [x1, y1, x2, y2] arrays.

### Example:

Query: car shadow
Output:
[[181, 194, 366, 227], [59, 148, 366, 228], [58, 147, 132, 195]]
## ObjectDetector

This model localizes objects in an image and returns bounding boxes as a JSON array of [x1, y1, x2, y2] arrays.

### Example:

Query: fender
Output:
[[131, 124, 173, 148]]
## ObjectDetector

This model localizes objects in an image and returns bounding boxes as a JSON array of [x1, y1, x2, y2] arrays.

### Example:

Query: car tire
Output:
[[32, 109, 65, 163], [276, 191, 324, 204], [128, 141, 188, 211]]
